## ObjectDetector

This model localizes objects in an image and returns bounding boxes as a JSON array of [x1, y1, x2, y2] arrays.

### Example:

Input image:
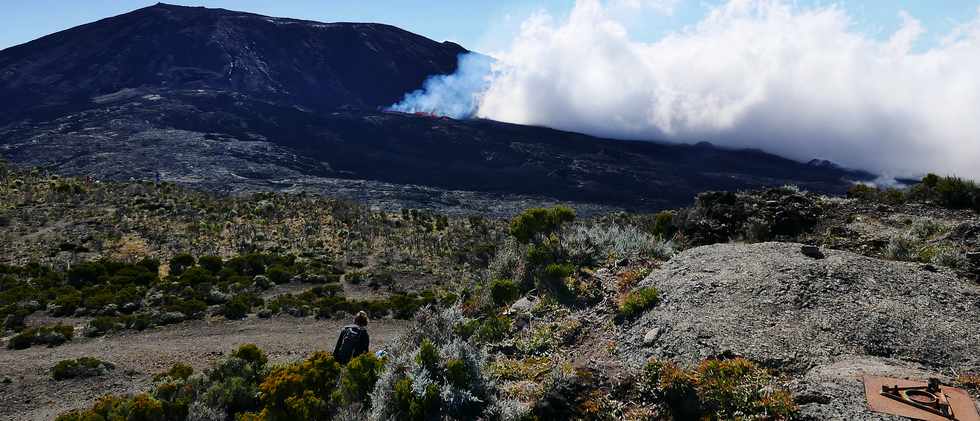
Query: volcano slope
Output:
[[621, 242, 980, 420], [0, 3, 872, 215]]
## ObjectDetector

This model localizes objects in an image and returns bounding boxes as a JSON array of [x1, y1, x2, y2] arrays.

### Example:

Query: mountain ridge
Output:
[[0, 2, 466, 122]]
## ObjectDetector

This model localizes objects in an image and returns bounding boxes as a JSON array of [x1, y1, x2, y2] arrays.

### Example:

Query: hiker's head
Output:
[[354, 311, 369, 327]]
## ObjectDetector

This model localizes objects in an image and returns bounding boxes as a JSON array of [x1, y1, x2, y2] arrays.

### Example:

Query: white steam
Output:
[[390, 0, 980, 179], [388, 53, 494, 119]]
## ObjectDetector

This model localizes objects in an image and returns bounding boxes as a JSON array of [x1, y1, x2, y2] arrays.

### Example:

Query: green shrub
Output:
[[416, 339, 442, 375], [644, 357, 797, 420], [445, 359, 472, 389], [67, 262, 105, 288], [266, 265, 292, 284], [223, 295, 251, 320], [885, 232, 921, 262], [198, 256, 223, 274], [259, 351, 341, 420], [489, 279, 521, 307], [474, 315, 512, 344], [52, 357, 114, 380], [169, 254, 196, 277], [652, 211, 676, 238], [334, 353, 384, 406], [393, 378, 441, 421], [56, 394, 165, 421], [86, 316, 123, 337], [509, 206, 575, 244], [154, 363, 194, 382], [232, 344, 269, 367], [695, 358, 797, 419], [847, 184, 877, 200], [935, 176, 979, 209], [7, 330, 34, 350], [6, 324, 74, 349], [619, 287, 660, 319], [165, 299, 207, 318]]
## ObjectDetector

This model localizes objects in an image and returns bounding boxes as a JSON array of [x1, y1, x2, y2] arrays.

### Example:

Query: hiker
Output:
[[333, 311, 370, 364]]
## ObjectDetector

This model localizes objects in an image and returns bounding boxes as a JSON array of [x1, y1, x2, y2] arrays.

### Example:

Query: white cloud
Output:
[[476, 0, 980, 179], [389, 0, 980, 180], [608, 0, 680, 16]]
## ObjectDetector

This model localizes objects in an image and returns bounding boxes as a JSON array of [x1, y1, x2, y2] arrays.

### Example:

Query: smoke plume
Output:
[[388, 53, 494, 119], [391, 0, 980, 179]]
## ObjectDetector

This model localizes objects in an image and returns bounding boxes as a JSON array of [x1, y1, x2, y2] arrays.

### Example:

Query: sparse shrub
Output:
[[619, 287, 659, 319], [223, 295, 252, 320], [932, 246, 967, 268], [198, 256, 223, 274], [957, 372, 980, 392], [936, 176, 979, 209], [154, 363, 194, 382], [652, 211, 676, 238], [334, 353, 384, 406], [232, 343, 268, 367], [695, 358, 796, 419], [370, 307, 500, 420], [165, 298, 207, 318], [52, 357, 115, 380], [510, 206, 575, 244], [489, 279, 521, 307], [259, 351, 342, 420], [473, 315, 512, 344], [743, 217, 771, 243], [909, 218, 947, 239], [518, 320, 581, 355], [266, 266, 290, 284], [56, 394, 165, 421], [169, 253, 196, 277], [6, 323, 74, 349], [644, 357, 797, 420], [847, 184, 877, 200], [884, 232, 921, 262], [564, 223, 674, 264], [86, 316, 124, 337], [7, 330, 34, 350]]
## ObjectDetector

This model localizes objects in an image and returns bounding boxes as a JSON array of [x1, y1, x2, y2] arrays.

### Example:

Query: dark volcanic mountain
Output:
[[0, 3, 873, 214], [0, 3, 465, 122]]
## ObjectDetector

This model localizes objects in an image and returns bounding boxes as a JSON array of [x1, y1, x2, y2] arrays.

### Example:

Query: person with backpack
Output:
[[334, 311, 370, 364]]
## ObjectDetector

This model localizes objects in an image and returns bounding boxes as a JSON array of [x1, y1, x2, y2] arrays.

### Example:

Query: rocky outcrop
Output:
[[622, 242, 980, 418]]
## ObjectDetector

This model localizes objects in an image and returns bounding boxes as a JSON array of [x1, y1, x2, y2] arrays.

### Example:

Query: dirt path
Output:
[[0, 316, 410, 420]]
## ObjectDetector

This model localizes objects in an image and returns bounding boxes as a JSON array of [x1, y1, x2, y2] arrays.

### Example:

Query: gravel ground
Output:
[[0, 316, 410, 421]]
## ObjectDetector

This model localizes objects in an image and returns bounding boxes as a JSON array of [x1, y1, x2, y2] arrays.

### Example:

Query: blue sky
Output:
[[2, 1, 978, 52]]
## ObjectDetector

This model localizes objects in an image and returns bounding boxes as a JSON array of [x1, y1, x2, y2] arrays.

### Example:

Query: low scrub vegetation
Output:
[[619, 287, 660, 319], [51, 357, 115, 380], [849, 173, 980, 212], [643, 357, 797, 420], [6, 323, 73, 350], [58, 307, 519, 420]]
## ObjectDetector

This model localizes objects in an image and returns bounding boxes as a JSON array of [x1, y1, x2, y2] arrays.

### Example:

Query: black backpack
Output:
[[334, 326, 364, 364]]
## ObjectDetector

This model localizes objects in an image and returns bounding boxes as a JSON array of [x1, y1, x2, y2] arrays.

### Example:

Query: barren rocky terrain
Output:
[[621, 242, 980, 419]]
